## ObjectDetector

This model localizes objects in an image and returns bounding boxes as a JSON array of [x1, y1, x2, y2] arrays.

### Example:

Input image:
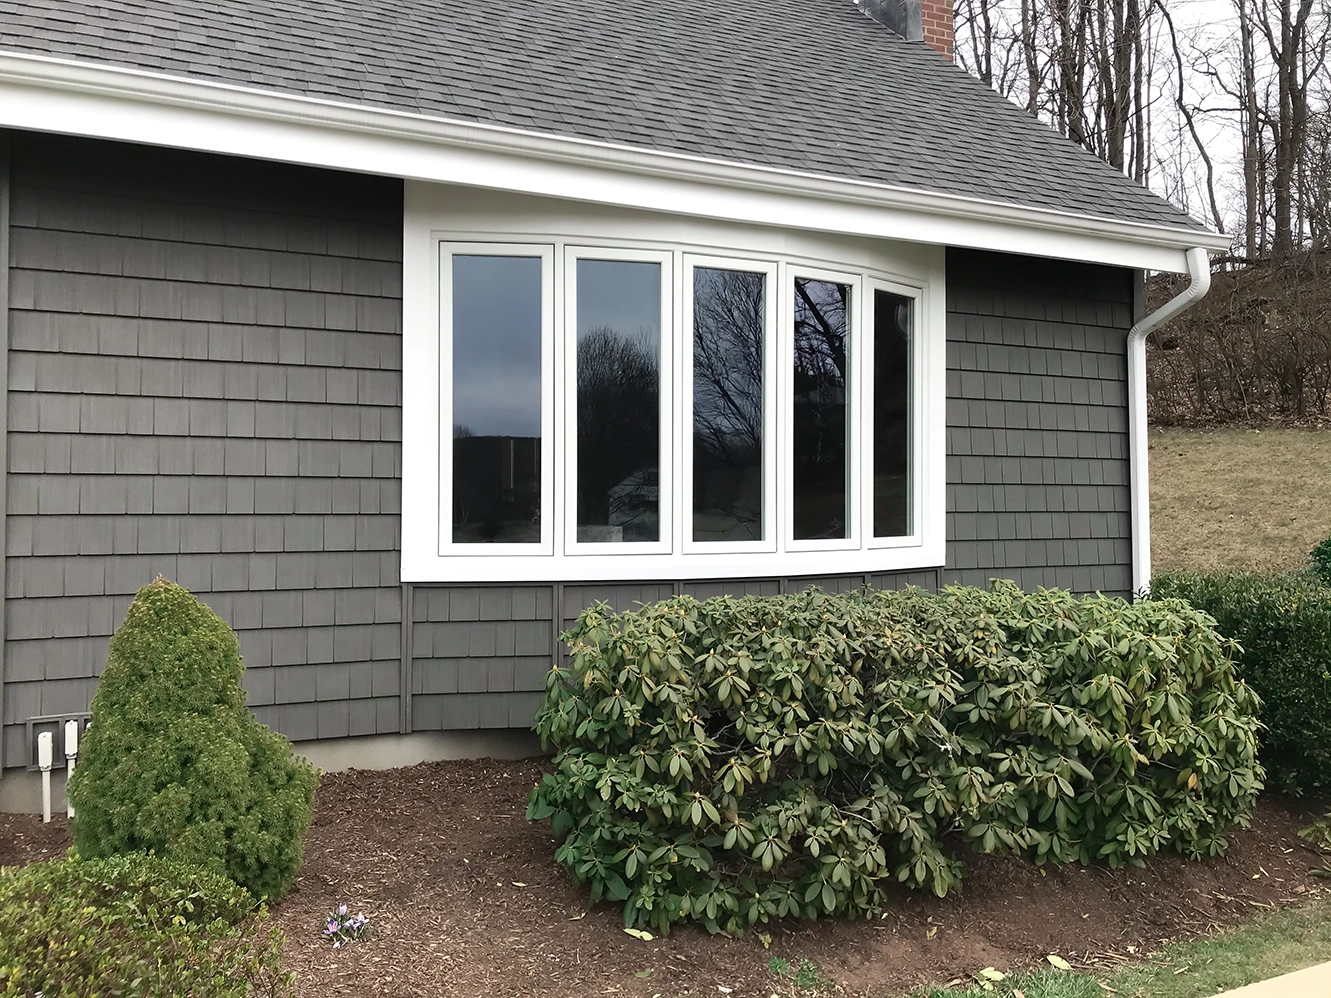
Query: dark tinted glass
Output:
[[874, 289, 911, 537], [451, 255, 543, 543], [575, 260, 661, 543], [693, 268, 765, 542], [792, 278, 850, 540]]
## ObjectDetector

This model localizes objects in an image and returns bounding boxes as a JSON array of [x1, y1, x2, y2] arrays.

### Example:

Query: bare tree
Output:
[[1251, 0, 1322, 257]]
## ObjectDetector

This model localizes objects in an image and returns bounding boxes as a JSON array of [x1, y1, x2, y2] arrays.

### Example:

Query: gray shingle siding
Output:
[[943, 248, 1135, 596], [406, 573, 944, 733], [0, 135, 1141, 770], [1, 133, 404, 765]]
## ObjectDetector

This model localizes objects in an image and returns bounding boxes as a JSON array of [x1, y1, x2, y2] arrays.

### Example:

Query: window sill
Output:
[[401, 539, 944, 584]]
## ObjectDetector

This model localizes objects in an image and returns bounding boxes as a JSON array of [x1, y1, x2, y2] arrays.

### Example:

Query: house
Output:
[[0, 0, 1225, 810]]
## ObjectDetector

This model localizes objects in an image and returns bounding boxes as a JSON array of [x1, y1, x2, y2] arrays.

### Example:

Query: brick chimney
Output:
[[858, 0, 954, 59], [919, 0, 954, 58]]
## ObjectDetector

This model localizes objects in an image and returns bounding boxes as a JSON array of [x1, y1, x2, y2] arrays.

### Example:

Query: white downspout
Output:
[[1128, 246, 1212, 597]]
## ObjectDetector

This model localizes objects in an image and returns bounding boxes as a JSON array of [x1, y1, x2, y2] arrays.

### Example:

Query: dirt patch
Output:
[[2, 761, 1326, 997], [0, 812, 69, 867]]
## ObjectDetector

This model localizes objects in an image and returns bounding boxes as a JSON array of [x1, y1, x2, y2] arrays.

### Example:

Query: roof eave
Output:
[[0, 50, 1229, 270]]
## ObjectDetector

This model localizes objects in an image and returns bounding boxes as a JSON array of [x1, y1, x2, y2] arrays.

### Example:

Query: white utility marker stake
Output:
[[64, 719, 80, 819], [37, 730, 54, 824]]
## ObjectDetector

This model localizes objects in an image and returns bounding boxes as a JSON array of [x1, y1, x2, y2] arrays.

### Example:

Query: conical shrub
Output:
[[69, 577, 319, 900]]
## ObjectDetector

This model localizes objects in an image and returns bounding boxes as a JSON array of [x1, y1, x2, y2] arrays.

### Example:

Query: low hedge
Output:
[[1152, 568, 1331, 793], [1311, 536, 1331, 585], [528, 582, 1263, 935], [0, 852, 290, 998]]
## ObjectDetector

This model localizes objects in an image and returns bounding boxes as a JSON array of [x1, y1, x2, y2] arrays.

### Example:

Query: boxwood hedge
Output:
[[1152, 567, 1331, 793], [528, 582, 1263, 935]]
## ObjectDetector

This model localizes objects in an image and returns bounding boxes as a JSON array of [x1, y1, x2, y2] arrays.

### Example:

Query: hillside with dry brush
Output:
[[1149, 256, 1331, 426]]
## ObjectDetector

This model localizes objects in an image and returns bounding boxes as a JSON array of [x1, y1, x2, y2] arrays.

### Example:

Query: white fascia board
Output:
[[0, 51, 1227, 272]]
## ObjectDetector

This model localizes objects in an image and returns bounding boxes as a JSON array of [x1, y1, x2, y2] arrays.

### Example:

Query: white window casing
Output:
[[402, 183, 947, 583]]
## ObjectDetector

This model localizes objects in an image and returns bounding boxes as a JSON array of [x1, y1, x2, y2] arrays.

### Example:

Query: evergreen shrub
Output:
[[528, 582, 1263, 935], [0, 852, 290, 998], [69, 578, 318, 901], [1310, 534, 1331, 585], [1152, 568, 1331, 792]]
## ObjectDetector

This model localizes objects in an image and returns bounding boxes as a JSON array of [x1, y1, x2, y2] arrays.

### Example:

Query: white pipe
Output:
[[37, 730, 53, 824], [64, 719, 80, 819], [1128, 246, 1213, 597]]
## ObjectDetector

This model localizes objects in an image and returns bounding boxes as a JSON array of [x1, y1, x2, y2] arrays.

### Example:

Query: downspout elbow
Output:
[[1128, 246, 1212, 598]]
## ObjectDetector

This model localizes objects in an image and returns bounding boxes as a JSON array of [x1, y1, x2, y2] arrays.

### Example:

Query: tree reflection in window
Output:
[[792, 278, 850, 540], [692, 267, 765, 542], [874, 289, 911, 537], [451, 255, 543, 543], [575, 260, 661, 543]]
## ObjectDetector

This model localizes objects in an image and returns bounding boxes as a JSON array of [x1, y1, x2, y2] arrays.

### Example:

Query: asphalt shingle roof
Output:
[[0, 0, 1203, 230]]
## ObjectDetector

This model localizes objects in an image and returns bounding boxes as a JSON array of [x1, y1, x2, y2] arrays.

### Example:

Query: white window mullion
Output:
[[860, 275, 876, 549], [551, 239, 567, 560], [672, 249, 687, 563]]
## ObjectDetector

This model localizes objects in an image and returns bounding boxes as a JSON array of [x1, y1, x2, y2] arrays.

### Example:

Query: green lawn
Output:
[[918, 898, 1331, 997], [1150, 427, 1331, 573]]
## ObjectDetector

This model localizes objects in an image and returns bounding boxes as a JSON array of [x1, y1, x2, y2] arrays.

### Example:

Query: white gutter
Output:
[[1128, 246, 1212, 597], [0, 50, 1229, 271]]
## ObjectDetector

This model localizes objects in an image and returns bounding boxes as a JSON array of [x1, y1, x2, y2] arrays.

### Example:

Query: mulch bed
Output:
[[3, 759, 1327, 997]]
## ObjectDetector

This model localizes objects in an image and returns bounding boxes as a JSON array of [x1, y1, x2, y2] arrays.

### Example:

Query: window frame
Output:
[[681, 254, 780, 556], [864, 275, 925, 551], [403, 193, 947, 584], [562, 245, 676, 558], [783, 263, 864, 554], [437, 241, 556, 558]]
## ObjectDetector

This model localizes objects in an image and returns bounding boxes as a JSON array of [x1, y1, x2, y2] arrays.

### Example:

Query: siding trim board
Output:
[[0, 130, 9, 774], [399, 581, 412, 735]]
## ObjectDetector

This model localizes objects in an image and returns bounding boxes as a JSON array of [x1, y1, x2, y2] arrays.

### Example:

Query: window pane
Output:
[[576, 260, 661, 543], [693, 268, 765, 542], [874, 289, 911, 537], [451, 255, 543, 543], [792, 278, 850, 540]]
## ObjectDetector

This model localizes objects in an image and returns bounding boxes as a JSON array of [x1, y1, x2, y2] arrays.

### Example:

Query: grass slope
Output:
[[1150, 427, 1331, 573], [920, 899, 1331, 998]]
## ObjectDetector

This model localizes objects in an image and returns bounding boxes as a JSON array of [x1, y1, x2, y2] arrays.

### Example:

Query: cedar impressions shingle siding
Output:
[[0, 134, 1141, 763], [944, 249, 1136, 597], [2, 134, 405, 764], [0, 0, 1197, 229]]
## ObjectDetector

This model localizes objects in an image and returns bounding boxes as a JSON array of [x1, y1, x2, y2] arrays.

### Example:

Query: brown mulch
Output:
[[2, 760, 1327, 997]]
